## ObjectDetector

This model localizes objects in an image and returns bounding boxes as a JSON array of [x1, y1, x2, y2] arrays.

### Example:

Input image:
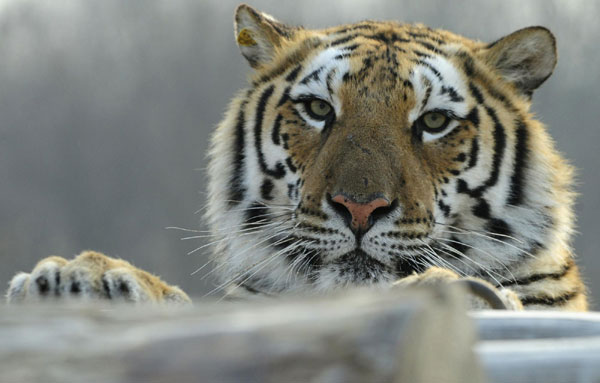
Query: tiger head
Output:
[[206, 5, 573, 295]]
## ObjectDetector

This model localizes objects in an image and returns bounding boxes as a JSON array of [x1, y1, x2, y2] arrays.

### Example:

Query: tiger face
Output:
[[206, 5, 580, 300]]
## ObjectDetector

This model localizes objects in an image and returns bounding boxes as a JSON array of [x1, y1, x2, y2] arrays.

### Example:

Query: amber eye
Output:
[[305, 99, 334, 120], [421, 112, 448, 132]]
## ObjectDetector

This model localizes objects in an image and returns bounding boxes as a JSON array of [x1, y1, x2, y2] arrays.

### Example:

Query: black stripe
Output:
[[465, 107, 480, 126], [300, 67, 323, 85], [502, 261, 573, 287], [413, 60, 443, 80], [276, 87, 291, 107], [478, 107, 506, 190], [469, 82, 484, 103], [413, 50, 431, 59], [438, 200, 451, 217], [365, 32, 410, 45], [472, 199, 490, 218], [486, 218, 512, 239], [486, 86, 516, 112], [395, 256, 426, 277], [334, 53, 353, 60], [254, 85, 286, 179], [440, 86, 464, 102], [281, 133, 290, 150], [285, 157, 297, 173], [453, 153, 467, 162], [287, 183, 296, 199], [326, 68, 336, 95], [229, 99, 250, 206], [421, 84, 432, 112], [330, 34, 359, 46], [521, 290, 579, 306], [333, 24, 375, 35], [407, 32, 445, 45], [263, 17, 289, 38], [414, 40, 445, 55], [465, 138, 479, 170], [290, 108, 309, 126], [271, 114, 283, 145], [245, 202, 269, 226], [463, 107, 480, 171], [462, 106, 506, 198], [507, 120, 529, 205], [456, 51, 475, 76], [285, 65, 303, 82], [260, 178, 274, 201]]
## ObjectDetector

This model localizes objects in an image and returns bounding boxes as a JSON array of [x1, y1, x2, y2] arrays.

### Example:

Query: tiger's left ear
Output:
[[481, 26, 557, 96], [234, 4, 293, 69]]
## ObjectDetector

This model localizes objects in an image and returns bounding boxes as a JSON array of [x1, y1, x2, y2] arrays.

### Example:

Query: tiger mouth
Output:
[[325, 248, 423, 283], [278, 233, 428, 284], [332, 249, 388, 282]]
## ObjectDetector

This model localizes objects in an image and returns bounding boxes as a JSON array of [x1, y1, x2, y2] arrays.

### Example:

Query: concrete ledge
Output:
[[474, 311, 600, 383]]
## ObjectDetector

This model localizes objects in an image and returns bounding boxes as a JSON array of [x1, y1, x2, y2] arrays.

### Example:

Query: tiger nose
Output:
[[329, 194, 391, 232]]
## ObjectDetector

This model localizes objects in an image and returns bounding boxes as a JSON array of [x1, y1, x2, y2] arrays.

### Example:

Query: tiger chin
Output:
[[7, 5, 588, 311]]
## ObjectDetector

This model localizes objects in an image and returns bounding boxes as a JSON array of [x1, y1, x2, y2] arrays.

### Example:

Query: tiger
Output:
[[6, 4, 588, 310]]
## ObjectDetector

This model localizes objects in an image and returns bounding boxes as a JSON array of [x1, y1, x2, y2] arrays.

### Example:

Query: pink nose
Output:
[[331, 194, 391, 232]]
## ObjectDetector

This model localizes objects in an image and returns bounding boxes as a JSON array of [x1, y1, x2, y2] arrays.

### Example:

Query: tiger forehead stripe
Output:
[[408, 55, 469, 126], [290, 46, 352, 120]]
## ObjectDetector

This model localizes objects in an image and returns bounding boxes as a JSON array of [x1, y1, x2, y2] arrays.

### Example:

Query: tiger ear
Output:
[[481, 26, 557, 96], [234, 4, 293, 69]]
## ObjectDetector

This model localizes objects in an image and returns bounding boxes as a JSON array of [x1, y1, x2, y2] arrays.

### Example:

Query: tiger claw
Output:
[[6, 252, 191, 305]]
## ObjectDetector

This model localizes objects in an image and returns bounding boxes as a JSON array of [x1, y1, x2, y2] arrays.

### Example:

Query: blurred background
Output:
[[0, 0, 598, 305]]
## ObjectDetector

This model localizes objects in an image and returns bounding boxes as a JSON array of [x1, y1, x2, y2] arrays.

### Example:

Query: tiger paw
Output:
[[393, 267, 523, 310], [6, 251, 191, 304]]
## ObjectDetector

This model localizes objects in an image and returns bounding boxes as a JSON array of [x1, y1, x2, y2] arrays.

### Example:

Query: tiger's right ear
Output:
[[480, 27, 557, 97], [234, 4, 293, 69]]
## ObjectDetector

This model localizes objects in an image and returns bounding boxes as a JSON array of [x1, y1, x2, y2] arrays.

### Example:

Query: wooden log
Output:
[[0, 286, 482, 383]]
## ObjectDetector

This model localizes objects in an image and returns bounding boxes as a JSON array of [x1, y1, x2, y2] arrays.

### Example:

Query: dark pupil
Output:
[[318, 102, 326, 111], [430, 114, 440, 121]]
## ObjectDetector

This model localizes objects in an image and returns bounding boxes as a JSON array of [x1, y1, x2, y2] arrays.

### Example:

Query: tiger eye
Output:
[[309, 100, 332, 118], [422, 112, 447, 130]]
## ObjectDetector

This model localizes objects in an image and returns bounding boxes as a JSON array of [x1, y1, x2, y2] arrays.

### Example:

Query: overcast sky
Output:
[[1, 0, 598, 304]]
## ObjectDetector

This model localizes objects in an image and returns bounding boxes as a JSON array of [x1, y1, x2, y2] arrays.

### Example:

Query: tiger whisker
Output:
[[436, 226, 537, 259], [417, 240, 466, 277], [187, 222, 294, 255], [216, 237, 309, 299], [434, 222, 526, 244], [203, 236, 299, 296], [431, 237, 513, 286], [422, 241, 479, 276], [180, 222, 283, 240], [284, 248, 316, 287], [166, 212, 291, 235], [192, 229, 292, 278], [198, 223, 301, 281]]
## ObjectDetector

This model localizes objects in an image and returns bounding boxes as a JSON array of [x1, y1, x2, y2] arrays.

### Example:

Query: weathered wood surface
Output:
[[4, 287, 600, 383], [0, 286, 482, 383]]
